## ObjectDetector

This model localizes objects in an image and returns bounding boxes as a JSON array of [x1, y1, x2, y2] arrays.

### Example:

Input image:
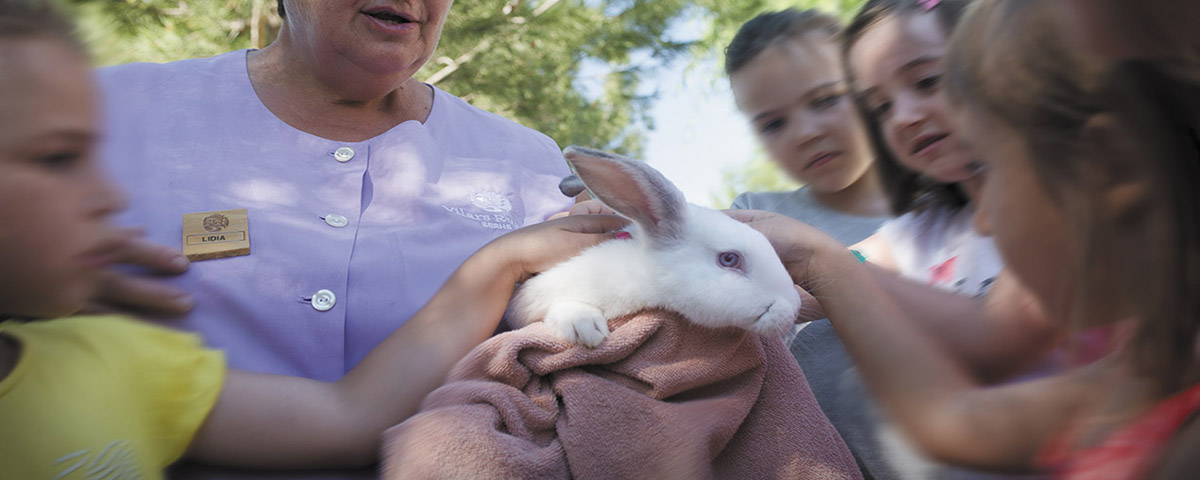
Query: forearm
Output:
[[189, 251, 521, 469], [798, 246, 1080, 468], [805, 246, 978, 413], [864, 265, 1063, 382], [334, 250, 519, 437]]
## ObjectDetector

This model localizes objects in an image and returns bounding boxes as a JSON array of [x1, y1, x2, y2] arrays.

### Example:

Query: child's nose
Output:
[[891, 95, 925, 131], [790, 116, 822, 147], [88, 171, 127, 218]]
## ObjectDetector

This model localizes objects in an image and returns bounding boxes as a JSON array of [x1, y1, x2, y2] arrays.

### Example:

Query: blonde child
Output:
[[733, 0, 1200, 476], [0, 1, 623, 476]]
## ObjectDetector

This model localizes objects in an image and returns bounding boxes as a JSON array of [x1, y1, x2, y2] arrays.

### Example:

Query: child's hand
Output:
[[83, 227, 193, 317], [485, 214, 629, 284], [723, 209, 844, 276]]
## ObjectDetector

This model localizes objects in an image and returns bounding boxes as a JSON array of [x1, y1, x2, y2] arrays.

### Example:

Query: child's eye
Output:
[[759, 118, 786, 135], [36, 151, 83, 170], [915, 75, 941, 91], [869, 101, 893, 118], [812, 94, 841, 110]]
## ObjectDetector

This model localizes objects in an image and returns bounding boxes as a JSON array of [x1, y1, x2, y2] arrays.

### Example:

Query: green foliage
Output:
[[64, 0, 279, 65], [709, 150, 801, 208], [423, 0, 698, 154], [690, 0, 867, 61]]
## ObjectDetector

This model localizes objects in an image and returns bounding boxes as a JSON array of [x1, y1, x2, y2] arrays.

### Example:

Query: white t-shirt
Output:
[[879, 204, 1003, 297]]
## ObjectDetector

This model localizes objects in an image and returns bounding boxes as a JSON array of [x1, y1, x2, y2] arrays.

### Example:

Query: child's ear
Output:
[[1079, 113, 1152, 226]]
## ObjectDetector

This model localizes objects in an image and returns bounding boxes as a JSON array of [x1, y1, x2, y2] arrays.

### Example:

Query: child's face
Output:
[[0, 38, 125, 318], [956, 105, 1076, 324], [731, 35, 875, 194], [848, 13, 975, 184]]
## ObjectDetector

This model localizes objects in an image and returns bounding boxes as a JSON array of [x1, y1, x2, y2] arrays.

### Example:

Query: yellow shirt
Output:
[[0, 315, 225, 479]]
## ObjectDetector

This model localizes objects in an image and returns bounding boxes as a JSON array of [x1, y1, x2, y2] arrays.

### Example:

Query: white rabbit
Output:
[[507, 146, 802, 347]]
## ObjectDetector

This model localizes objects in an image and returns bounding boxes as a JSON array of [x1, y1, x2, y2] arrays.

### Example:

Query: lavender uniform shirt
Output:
[[99, 50, 572, 478]]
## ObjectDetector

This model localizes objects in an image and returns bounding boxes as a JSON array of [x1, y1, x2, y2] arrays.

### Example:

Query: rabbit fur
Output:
[[507, 146, 802, 347]]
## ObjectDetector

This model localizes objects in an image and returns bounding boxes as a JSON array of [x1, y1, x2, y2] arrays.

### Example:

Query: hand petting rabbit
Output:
[[507, 146, 802, 347]]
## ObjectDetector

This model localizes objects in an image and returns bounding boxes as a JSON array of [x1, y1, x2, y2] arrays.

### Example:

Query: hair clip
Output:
[[917, 0, 940, 11]]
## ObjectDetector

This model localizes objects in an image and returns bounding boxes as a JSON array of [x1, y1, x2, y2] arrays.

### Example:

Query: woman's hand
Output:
[[483, 214, 629, 284], [547, 198, 617, 220], [85, 228, 193, 316]]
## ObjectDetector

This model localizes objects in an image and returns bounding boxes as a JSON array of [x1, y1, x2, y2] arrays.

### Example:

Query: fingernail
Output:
[[169, 256, 189, 270], [615, 232, 632, 240], [174, 293, 195, 310], [964, 161, 985, 174]]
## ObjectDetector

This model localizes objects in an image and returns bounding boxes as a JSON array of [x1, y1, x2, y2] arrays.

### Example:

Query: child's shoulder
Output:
[[0, 316, 226, 480], [0, 315, 222, 380], [731, 187, 812, 212], [3, 314, 188, 342]]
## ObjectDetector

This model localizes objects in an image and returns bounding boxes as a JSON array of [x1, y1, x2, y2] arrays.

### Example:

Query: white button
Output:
[[332, 147, 355, 163], [311, 289, 336, 311], [324, 213, 348, 228]]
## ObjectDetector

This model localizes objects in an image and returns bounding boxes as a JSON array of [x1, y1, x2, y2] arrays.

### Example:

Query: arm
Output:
[[810, 243, 1090, 469], [861, 264, 1063, 382], [770, 217, 1062, 381], [186, 214, 629, 469], [728, 209, 1090, 469]]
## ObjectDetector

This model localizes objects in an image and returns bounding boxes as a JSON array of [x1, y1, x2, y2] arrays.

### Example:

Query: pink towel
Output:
[[382, 309, 861, 480]]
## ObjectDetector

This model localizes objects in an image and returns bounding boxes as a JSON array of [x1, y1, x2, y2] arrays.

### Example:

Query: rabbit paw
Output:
[[543, 301, 610, 347]]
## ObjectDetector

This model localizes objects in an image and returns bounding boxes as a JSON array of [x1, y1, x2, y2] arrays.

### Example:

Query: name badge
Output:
[[182, 208, 250, 261]]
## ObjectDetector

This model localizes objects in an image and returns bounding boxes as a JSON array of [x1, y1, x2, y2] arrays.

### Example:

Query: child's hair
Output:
[[842, 0, 972, 215], [724, 8, 841, 76], [0, 0, 80, 48], [946, 0, 1200, 392]]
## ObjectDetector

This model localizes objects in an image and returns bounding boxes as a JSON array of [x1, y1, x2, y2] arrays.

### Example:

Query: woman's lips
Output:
[[361, 8, 418, 34]]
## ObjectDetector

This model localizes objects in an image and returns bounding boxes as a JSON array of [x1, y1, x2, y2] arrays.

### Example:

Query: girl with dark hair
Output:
[[843, 0, 998, 297], [733, 0, 1200, 476]]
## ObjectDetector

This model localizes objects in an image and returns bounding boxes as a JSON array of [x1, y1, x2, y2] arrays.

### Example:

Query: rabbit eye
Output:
[[717, 251, 743, 270]]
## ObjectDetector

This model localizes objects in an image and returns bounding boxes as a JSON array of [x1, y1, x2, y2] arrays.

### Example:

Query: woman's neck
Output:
[[246, 42, 434, 142], [810, 166, 890, 217]]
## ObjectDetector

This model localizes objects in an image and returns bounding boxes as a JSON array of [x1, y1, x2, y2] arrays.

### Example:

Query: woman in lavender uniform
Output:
[[98, 1, 573, 477]]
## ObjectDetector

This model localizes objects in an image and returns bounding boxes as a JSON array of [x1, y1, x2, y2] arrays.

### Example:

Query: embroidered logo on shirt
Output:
[[440, 192, 519, 230], [55, 440, 140, 479], [470, 191, 513, 213]]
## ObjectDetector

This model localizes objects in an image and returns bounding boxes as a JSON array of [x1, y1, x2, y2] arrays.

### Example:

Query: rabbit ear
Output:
[[564, 146, 687, 245]]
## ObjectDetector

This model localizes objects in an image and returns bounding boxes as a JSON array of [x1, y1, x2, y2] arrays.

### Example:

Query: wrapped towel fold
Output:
[[383, 309, 861, 480]]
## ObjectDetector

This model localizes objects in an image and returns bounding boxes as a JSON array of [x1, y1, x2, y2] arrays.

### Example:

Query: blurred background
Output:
[[64, 0, 865, 207]]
